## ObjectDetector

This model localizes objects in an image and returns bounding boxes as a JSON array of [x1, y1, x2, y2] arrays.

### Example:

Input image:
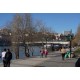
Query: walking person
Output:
[[26, 48, 30, 57], [43, 48, 48, 57], [61, 47, 66, 60], [1, 48, 7, 67], [5, 49, 12, 67], [75, 58, 80, 67], [31, 47, 34, 56], [40, 48, 44, 58]]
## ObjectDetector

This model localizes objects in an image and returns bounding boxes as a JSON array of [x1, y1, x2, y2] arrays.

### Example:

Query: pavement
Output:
[[0, 51, 78, 67]]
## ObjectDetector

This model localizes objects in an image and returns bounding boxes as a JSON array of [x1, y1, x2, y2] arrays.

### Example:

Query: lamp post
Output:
[[66, 30, 73, 58], [69, 31, 73, 58], [25, 34, 29, 47], [45, 37, 47, 49], [24, 34, 29, 57], [69, 35, 72, 58], [9, 33, 12, 46], [42, 38, 44, 48], [45, 33, 48, 49], [43, 32, 48, 49]]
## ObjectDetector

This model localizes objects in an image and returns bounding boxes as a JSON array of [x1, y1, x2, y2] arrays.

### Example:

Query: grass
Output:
[[74, 47, 80, 56]]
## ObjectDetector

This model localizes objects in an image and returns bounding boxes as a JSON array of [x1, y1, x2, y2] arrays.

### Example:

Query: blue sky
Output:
[[0, 13, 80, 34]]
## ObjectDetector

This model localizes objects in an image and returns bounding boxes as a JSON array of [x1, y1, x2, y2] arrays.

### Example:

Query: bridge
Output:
[[25, 41, 70, 45]]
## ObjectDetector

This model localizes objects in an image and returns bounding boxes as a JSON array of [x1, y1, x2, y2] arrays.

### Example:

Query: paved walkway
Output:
[[0, 51, 78, 67]]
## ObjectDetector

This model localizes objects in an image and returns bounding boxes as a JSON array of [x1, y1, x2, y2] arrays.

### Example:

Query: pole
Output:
[[46, 38, 47, 49], [42, 38, 44, 48], [70, 29, 72, 58], [70, 39, 72, 58]]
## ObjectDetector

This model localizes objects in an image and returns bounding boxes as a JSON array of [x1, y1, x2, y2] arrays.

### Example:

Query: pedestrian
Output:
[[31, 47, 34, 56], [26, 48, 30, 57], [5, 49, 12, 67], [61, 47, 66, 60], [1, 48, 7, 67], [75, 58, 80, 67], [40, 48, 44, 58], [43, 48, 48, 57]]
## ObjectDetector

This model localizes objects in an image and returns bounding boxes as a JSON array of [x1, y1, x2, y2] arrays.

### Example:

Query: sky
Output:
[[0, 13, 80, 34]]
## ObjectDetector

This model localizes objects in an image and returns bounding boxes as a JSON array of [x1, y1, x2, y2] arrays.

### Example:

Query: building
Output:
[[64, 31, 72, 36], [54, 33, 61, 40]]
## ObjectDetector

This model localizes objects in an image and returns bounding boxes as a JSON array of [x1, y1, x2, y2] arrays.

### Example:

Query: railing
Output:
[[12, 40, 70, 45]]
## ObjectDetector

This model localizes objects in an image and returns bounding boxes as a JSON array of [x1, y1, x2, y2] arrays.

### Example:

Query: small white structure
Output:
[[54, 33, 61, 40], [44, 44, 51, 48]]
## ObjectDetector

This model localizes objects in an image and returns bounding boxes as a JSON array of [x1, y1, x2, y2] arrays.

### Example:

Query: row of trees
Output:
[[3, 13, 55, 59], [2, 13, 80, 58], [72, 25, 80, 47]]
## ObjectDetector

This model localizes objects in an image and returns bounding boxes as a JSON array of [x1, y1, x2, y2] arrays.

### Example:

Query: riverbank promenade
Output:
[[0, 51, 78, 67]]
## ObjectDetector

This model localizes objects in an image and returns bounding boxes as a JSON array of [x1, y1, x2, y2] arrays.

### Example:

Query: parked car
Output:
[[52, 44, 62, 51]]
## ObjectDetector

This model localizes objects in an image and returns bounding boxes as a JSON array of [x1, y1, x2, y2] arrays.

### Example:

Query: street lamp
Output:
[[45, 33, 48, 49], [45, 37, 48, 49], [70, 29, 73, 58], [24, 33, 29, 57], [9, 33, 12, 45], [9, 33, 11, 36], [43, 32, 49, 49], [66, 31, 73, 58], [69, 35, 72, 58], [25, 34, 29, 48]]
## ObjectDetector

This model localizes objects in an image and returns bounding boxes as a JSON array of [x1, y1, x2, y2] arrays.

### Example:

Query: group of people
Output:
[[1, 48, 12, 67], [60, 47, 76, 60], [40, 48, 48, 58], [1, 47, 79, 67], [25, 47, 34, 57]]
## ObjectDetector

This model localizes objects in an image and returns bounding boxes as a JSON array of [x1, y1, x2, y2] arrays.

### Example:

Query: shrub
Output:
[[74, 48, 80, 56]]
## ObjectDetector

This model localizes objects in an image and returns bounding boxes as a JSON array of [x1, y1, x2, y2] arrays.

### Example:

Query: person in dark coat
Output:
[[5, 49, 12, 67], [26, 48, 30, 57], [75, 58, 80, 67]]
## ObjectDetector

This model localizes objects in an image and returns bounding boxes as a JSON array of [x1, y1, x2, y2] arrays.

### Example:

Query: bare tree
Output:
[[0, 27, 11, 46], [5, 14, 55, 58], [6, 13, 36, 58], [70, 24, 80, 47], [34, 20, 54, 48], [10, 14, 23, 59], [72, 25, 80, 46], [21, 13, 35, 57]]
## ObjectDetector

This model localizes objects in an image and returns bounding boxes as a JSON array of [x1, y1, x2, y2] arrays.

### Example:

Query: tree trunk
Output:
[[24, 44, 29, 57], [15, 46, 19, 59], [24, 45, 27, 57]]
